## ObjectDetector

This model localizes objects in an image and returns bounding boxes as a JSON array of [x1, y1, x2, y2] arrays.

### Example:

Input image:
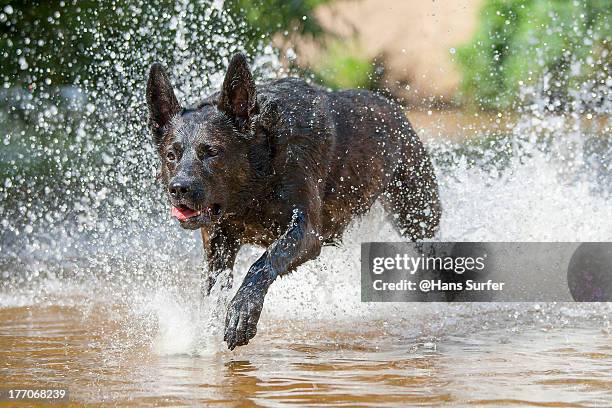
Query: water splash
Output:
[[0, 1, 610, 356]]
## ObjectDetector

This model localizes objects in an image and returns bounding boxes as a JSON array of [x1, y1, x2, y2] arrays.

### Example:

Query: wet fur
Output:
[[146, 53, 441, 350]]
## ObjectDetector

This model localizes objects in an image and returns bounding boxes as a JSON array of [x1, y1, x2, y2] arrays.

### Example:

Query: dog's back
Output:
[[255, 77, 441, 242]]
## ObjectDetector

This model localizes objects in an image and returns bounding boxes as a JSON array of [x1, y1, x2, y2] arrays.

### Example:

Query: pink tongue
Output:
[[171, 206, 200, 222]]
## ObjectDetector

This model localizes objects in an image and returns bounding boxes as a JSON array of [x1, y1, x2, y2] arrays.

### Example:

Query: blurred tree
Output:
[[225, 0, 328, 44], [456, 0, 611, 111], [0, 0, 329, 88], [311, 39, 375, 90]]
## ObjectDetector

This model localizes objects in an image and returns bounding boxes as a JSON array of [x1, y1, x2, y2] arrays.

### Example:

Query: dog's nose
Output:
[[169, 179, 192, 198]]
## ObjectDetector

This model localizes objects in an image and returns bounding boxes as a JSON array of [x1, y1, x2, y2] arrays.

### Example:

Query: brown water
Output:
[[1, 299, 611, 407]]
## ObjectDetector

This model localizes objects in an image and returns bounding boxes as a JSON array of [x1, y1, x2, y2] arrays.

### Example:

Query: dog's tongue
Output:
[[171, 206, 200, 222]]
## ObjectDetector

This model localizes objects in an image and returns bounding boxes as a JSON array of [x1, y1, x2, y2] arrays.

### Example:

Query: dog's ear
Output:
[[218, 53, 257, 131], [146, 63, 181, 140]]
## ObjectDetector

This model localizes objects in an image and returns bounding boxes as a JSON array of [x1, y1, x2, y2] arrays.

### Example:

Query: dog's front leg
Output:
[[223, 209, 321, 350], [202, 227, 240, 296]]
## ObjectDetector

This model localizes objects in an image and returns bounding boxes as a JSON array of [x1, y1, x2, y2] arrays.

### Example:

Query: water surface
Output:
[[1, 301, 610, 407]]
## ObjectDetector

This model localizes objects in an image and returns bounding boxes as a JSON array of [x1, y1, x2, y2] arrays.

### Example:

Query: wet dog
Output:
[[146, 53, 441, 349]]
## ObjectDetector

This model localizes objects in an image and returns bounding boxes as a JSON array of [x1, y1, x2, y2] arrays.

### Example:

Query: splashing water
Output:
[[0, 0, 610, 364], [1, 4, 611, 406]]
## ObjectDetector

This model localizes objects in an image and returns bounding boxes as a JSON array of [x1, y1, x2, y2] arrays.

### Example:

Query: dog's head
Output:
[[146, 53, 267, 230]]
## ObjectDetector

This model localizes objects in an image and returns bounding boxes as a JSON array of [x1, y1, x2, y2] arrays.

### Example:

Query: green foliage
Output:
[[312, 40, 374, 90], [226, 0, 329, 41], [0, 0, 329, 87], [456, 0, 611, 110]]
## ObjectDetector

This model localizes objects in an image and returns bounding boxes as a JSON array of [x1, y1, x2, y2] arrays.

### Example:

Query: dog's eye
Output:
[[207, 147, 219, 157], [166, 151, 176, 162], [198, 145, 220, 159]]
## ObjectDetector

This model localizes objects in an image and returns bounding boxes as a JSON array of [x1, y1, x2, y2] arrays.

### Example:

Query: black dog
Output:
[[146, 53, 441, 349]]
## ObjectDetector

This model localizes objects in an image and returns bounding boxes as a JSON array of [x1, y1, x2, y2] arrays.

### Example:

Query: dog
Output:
[[146, 53, 441, 350]]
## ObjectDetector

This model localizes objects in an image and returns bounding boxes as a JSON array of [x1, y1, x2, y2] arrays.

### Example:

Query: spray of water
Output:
[[0, 1, 610, 356]]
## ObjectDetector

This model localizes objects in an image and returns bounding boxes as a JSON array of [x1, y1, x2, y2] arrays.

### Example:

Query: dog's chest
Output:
[[241, 222, 280, 246], [226, 207, 284, 247]]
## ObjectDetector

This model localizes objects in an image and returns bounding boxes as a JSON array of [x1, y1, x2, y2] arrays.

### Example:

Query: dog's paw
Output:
[[223, 283, 265, 350]]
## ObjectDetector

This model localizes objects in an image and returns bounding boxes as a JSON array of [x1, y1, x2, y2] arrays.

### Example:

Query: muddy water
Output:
[[1, 302, 611, 407], [1, 111, 611, 407]]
